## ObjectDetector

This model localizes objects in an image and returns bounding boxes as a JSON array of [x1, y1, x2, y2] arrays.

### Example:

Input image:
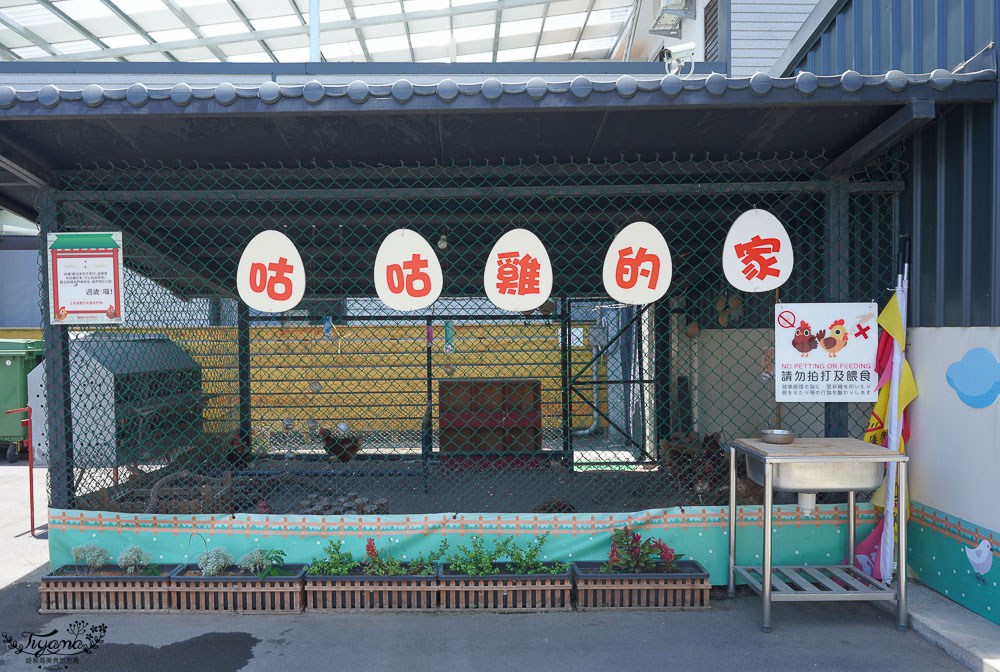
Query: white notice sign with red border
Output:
[[47, 232, 125, 325], [774, 302, 878, 402]]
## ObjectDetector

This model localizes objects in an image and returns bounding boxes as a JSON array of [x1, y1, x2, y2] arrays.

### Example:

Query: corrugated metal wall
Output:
[[730, 0, 817, 76], [782, 0, 999, 326]]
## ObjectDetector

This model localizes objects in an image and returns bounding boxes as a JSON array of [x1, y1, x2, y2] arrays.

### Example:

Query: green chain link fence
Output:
[[40, 152, 901, 516]]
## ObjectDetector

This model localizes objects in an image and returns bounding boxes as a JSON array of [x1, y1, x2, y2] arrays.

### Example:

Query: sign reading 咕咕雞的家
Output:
[[47, 232, 125, 326], [774, 302, 878, 402]]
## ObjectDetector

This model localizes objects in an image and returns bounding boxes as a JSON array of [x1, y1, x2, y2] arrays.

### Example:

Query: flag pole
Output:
[[880, 242, 910, 584]]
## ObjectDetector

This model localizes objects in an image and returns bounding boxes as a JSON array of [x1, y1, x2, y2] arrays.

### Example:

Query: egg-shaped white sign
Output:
[[237, 230, 306, 313], [484, 228, 552, 312], [721, 209, 794, 293], [373, 229, 443, 311], [602, 221, 672, 305]]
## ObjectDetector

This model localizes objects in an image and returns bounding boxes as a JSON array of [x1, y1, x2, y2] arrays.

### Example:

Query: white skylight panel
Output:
[[366, 34, 410, 53], [408, 16, 450, 33], [124, 51, 170, 62], [575, 35, 615, 52], [53, 0, 115, 22], [360, 21, 405, 38], [371, 48, 410, 61], [591, 0, 633, 11], [318, 9, 351, 22], [148, 27, 198, 42], [201, 21, 247, 37], [535, 40, 574, 57], [228, 51, 273, 62], [587, 7, 631, 25], [579, 21, 619, 39], [102, 34, 147, 48], [353, 2, 401, 19], [455, 50, 491, 61], [409, 28, 450, 49], [169, 46, 218, 60], [402, 0, 448, 13], [417, 56, 450, 63], [543, 12, 586, 31], [171, 0, 221, 8], [250, 15, 300, 31], [495, 45, 534, 61], [450, 0, 493, 6], [1, 4, 57, 28], [51, 39, 97, 53], [452, 23, 492, 42], [12, 45, 50, 58], [452, 10, 493, 28], [501, 5, 545, 21], [411, 44, 447, 60], [320, 40, 365, 59], [499, 17, 541, 37], [273, 45, 311, 61]]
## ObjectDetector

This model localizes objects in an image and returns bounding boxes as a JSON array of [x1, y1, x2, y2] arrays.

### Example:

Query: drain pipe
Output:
[[573, 347, 601, 437]]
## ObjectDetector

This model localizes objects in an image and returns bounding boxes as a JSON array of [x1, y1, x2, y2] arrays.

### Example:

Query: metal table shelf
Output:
[[725, 437, 909, 632]]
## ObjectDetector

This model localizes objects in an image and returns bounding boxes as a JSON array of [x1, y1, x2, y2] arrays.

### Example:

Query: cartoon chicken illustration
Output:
[[964, 539, 993, 584], [106, 305, 118, 319], [816, 319, 849, 358], [55, 306, 68, 321], [792, 321, 818, 357]]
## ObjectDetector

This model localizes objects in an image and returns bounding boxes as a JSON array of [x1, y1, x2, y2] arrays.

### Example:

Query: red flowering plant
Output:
[[600, 526, 683, 574]]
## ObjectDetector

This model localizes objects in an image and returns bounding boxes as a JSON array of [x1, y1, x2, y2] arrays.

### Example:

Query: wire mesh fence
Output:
[[40, 153, 901, 515]]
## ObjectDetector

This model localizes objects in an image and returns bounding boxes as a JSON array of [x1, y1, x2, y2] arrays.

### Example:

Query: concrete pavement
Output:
[[0, 462, 49, 587]]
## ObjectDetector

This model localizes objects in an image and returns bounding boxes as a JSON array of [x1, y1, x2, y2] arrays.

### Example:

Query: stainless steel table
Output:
[[725, 437, 910, 632]]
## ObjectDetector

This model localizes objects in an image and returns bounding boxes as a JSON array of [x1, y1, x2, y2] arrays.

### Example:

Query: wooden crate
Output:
[[439, 378, 542, 454], [571, 561, 711, 610], [437, 563, 571, 611], [171, 564, 305, 613], [304, 572, 438, 612], [39, 565, 179, 613]]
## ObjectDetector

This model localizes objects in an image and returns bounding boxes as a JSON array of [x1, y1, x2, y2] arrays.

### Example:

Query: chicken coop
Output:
[[1, 61, 987, 522]]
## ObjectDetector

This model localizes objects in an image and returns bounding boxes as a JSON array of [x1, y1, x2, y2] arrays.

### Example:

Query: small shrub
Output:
[[407, 539, 449, 577], [197, 547, 234, 576], [117, 545, 159, 576], [70, 543, 111, 575], [307, 539, 358, 576], [502, 534, 568, 575], [446, 536, 504, 577], [237, 549, 288, 580]]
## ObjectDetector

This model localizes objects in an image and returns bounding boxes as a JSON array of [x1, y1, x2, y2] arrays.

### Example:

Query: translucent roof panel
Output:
[[0, 0, 628, 63]]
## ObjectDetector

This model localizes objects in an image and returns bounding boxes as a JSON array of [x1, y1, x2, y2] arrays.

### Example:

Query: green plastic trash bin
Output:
[[0, 339, 43, 463]]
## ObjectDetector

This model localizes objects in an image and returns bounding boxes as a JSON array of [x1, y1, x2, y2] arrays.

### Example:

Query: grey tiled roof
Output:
[[0, 68, 994, 114]]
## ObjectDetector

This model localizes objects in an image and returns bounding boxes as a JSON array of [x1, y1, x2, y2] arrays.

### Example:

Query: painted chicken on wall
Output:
[[792, 321, 818, 357], [816, 319, 849, 358]]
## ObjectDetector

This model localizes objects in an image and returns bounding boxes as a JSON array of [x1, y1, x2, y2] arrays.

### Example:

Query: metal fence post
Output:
[[825, 179, 850, 438], [238, 301, 251, 449], [38, 189, 75, 509]]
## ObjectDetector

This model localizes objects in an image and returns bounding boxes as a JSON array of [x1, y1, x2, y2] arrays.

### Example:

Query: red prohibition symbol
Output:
[[777, 310, 796, 328]]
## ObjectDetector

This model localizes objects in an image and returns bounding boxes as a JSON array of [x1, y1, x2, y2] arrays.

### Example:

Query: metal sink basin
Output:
[[745, 455, 884, 493]]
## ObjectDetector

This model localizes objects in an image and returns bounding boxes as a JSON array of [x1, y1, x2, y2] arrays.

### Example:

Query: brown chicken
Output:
[[791, 321, 818, 357], [816, 319, 849, 358], [319, 427, 362, 463]]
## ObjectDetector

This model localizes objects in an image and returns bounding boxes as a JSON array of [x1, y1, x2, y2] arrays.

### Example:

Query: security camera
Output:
[[663, 41, 696, 62]]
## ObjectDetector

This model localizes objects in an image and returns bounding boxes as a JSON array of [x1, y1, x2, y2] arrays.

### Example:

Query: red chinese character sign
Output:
[[373, 229, 443, 311], [601, 221, 672, 305], [47, 232, 126, 325], [721, 209, 794, 293], [237, 230, 306, 313], [484, 229, 552, 312]]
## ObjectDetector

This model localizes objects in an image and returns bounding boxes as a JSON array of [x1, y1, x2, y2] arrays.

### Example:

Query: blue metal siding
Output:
[[785, 0, 998, 327], [791, 0, 994, 75]]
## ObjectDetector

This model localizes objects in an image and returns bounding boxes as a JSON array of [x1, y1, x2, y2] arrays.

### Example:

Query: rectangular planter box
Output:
[[39, 564, 180, 613], [171, 564, 306, 613], [437, 562, 571, 611], [304, 565, 438, 612], [571, 560, 711, 610]]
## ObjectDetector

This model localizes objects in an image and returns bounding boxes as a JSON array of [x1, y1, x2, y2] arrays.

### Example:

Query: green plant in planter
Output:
[[237, 549, 289, 581], [447, 536, 502, 576], [600, 526, 683, 574], [503, 534, 568, 575], [307, 539, 358, 576], [362, 538, 449, 576], [70, 543, 111, 575], [117, 545, 161, 576], [197, 547, 234, 576]]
